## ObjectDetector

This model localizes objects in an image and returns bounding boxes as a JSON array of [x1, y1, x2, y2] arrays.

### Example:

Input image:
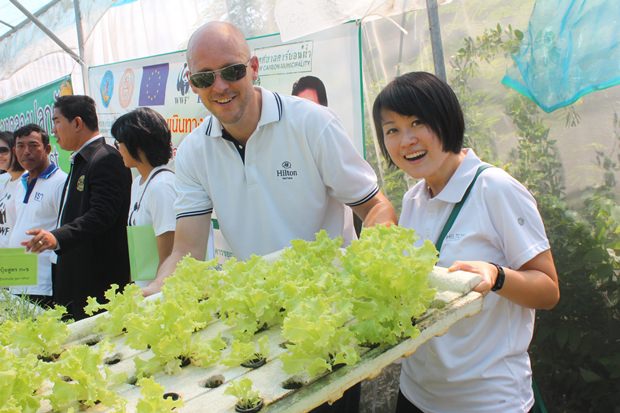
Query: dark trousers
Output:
[[395, 390, 425, 413], [311, 383, 361, 413]]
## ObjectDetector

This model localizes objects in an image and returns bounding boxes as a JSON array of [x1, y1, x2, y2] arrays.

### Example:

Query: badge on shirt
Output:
[[76, 175, 85, 192]]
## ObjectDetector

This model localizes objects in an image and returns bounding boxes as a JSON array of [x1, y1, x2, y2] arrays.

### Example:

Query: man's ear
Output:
[[73, 116, 83, 131], [45, 144, 52, 155]]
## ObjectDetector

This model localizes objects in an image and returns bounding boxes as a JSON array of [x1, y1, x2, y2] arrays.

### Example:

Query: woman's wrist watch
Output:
[[489, 262, 505, 291]]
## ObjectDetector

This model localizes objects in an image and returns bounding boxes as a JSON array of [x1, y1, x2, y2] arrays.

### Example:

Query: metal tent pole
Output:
[[73, 0, 89, 95], [8, 0, 83, 65], [425, 0, 446, 81]]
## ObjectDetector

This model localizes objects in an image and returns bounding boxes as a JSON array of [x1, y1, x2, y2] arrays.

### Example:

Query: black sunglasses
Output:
[[189, 61, 250, 89], [0, 147, 10, 154]]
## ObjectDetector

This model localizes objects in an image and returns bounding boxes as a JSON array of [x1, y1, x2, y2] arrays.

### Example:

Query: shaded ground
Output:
[[360, 363, 401, 413]]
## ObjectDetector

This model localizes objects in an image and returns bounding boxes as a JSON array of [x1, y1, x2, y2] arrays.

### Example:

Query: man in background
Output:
[[292, 75, 328, 106], [9, 124, 66, 307], [24, 95, 132, 320], [292, 75, 363, 236]]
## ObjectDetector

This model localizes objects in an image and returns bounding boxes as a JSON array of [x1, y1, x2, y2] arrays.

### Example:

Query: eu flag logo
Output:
[[139, 63, 169, 106]]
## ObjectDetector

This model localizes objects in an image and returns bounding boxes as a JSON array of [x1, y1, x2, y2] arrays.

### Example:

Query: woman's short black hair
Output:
[[111, 107, 172, 167], [0, 130, 25, 173], [372, 71, 464, 166]]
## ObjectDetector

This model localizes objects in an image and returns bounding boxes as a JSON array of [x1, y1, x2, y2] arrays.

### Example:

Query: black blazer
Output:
[[52, 137, 132, 320]]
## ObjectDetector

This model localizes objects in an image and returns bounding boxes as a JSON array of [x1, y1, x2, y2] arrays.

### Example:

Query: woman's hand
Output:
[[448, 252, 559, 310], [448, 260, 498, 295]]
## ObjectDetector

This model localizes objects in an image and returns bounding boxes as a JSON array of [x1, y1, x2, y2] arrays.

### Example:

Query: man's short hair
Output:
[[54, 95, 99, 131], [111, 107, 172, 167], [291, 75, 328, 106], [14, 123, 50, 146], [0, 130, 24, 172], [372, 71, 464, 167]]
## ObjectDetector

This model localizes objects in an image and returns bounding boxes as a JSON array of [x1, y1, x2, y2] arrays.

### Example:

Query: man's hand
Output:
[[22, 228, 58, 253], [351, 191, 397, 227], [141, 214, 212, 297], [142, 279, 164, 297]]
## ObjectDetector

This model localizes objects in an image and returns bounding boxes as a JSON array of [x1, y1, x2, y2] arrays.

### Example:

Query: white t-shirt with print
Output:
[[399, 149, 550, 413], [0, 176, 22, 248]]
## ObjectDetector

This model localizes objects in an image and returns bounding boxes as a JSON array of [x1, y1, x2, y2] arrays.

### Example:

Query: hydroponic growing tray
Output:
[[60, 266, 483, 413]]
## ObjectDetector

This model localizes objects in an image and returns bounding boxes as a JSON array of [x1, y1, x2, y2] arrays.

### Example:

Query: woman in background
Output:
[[111, 108, 176, 286], [373, 72, 559, 413], [0, 131, 25, 247]]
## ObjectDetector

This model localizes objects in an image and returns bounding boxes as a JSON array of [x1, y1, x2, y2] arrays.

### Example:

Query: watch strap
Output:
[[489, 262, 505, 291]]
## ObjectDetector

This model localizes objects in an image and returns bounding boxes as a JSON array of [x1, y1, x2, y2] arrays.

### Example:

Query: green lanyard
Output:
[[434, 164, 492, 252]]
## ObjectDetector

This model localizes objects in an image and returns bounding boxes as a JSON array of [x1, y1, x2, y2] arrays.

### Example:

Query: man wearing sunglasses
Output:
[[145, 20, 396, 412], [146, 21, 396, 286]]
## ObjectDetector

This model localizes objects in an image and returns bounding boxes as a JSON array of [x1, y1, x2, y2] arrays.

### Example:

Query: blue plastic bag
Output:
[[502, 0, 620, 112]]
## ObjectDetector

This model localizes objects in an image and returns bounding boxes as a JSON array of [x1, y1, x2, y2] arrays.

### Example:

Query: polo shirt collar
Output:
[[420, 148, 482, 204], [21, 162, 59, 185], [204, 87, 283, 138]]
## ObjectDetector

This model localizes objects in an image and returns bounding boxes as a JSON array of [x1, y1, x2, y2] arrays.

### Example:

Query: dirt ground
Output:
[[359, 363, 401, 413]]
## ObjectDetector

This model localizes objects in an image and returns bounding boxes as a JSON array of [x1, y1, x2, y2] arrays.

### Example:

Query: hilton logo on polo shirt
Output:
[[276, 161, 298, 180]]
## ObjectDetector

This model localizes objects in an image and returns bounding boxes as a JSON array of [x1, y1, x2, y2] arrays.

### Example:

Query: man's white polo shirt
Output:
[[9, 163, 67, 296], [175, 87, 378, 260]]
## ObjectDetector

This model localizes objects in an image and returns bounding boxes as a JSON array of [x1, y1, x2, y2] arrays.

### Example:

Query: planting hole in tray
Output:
[[84, 335, 102, 346], [235, 399, 264, 413], [281, 376, 305, 389], [103, 353, 122, 365], [240, 354, 266, 369], [201, 374, 225, 388], [179, 355, 191, 368], [163, 392, 181, 401]]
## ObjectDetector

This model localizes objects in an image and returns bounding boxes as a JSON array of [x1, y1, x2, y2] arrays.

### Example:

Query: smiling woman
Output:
[[373, 71, 560, 413]]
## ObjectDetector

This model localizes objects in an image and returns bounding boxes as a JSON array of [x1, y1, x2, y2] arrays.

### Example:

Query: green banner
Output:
[[0, 76, 74, 173]]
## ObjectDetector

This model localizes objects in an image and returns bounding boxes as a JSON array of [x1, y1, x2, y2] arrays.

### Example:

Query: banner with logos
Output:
[[0, 76, 74, 172], [89, 21, 363, 154]]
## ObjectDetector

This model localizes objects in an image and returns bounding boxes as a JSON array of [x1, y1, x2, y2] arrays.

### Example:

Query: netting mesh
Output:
[[502, 0, 620, 112]]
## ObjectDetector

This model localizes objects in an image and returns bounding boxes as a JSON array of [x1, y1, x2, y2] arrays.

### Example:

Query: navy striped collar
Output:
[[204, 87, 283, 138], [21, 162, 59, 183]]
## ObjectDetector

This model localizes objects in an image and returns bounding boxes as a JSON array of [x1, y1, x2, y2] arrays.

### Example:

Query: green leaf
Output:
[[579, 368, 603, 383]]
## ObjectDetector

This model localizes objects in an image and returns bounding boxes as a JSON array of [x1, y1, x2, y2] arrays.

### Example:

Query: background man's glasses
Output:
[[0, 147, 10, 154], [189, 61, 249, 88]]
